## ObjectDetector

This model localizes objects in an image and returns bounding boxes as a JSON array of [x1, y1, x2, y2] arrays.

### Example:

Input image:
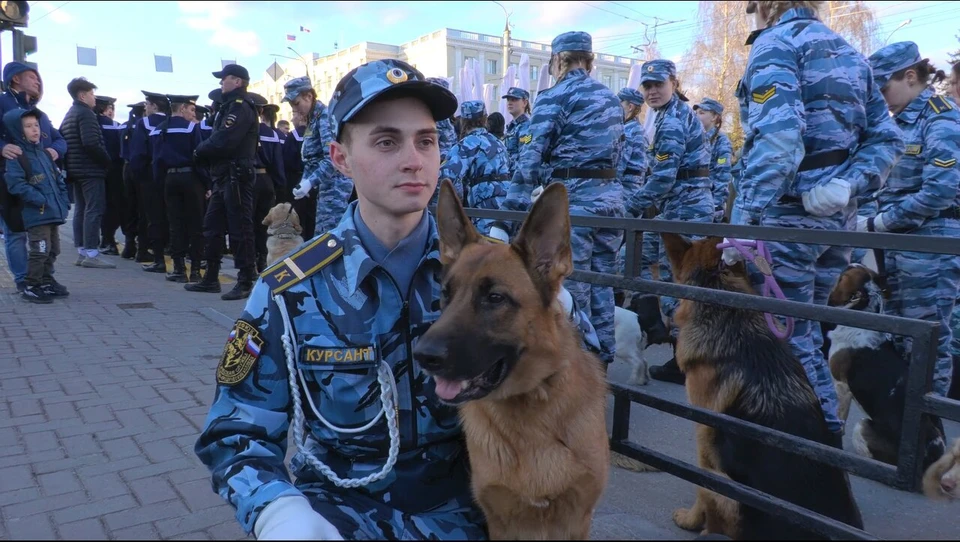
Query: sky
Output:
[[3, 0, 958, 126]]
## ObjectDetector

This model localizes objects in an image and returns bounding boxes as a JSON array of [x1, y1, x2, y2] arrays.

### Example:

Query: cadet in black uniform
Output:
[[119, 101, 147, 260], [149, 94, 206, 283], [129, 91, 171, 272], [246, 93, 285, 273], [94, 95, 125, 256], [186, 64, 259, 301]]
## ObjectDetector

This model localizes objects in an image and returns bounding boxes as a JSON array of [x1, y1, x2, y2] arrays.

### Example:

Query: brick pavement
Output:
[[0, 227, 250, 540]]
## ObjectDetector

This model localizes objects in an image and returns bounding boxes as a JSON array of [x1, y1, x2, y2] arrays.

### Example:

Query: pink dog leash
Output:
[[714, 238, 795, 341]]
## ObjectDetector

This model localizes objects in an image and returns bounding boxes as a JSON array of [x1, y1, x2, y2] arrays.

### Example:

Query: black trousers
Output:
[[203, 169, 256, 281], [253, 172, 277, 266], [164, 171, 206, 263], [100, 162, 125, 245], [289, 171, 317, 243], [122, 162, 145, 248], [138, 174, 167, 257]]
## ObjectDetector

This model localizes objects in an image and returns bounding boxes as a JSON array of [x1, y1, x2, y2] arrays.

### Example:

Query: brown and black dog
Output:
[[661, 233, 864, 539], [413, 180, 610, 540]]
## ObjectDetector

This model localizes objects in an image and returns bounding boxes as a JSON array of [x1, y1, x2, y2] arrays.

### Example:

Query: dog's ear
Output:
[[660, 233, 691, 278], [261, 214, 271, 226], [436, 179, 481, 265], [513, 182, 572, 292]]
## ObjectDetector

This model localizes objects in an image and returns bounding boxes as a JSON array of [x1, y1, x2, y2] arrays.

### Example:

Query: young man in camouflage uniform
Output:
[[195, 59, 599, 541]]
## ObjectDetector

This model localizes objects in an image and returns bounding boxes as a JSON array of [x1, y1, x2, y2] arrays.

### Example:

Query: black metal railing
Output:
[[462, 206, 960, 539]]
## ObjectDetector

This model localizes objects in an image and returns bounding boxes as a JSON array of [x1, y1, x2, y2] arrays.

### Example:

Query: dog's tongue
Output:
[[432, 376, 464, 401]]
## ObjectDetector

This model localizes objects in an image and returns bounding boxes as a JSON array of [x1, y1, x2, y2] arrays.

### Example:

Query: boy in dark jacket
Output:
[[3, 108, 70, 303]]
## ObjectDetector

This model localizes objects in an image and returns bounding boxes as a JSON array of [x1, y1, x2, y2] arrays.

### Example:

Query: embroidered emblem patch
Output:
[[224, 114, 237, 128], [905, 144, 923, 156], [519, 134, 532, 144], [216, 320, 264, 386], [655, 153, 670, 162], [933, 158, 957, 168], [717, 157, 728, 165]]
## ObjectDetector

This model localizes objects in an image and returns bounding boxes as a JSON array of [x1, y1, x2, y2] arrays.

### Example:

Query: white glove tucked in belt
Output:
[[254, 495, 343, 541], [801, 178, 851, 217], [292, 179, 312, 200]]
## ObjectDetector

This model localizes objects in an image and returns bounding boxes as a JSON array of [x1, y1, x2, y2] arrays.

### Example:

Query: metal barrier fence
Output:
[[462, 206, 960, 540]]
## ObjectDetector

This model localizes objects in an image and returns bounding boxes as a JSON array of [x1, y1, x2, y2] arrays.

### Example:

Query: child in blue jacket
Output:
[[3, 108, 70, 303]]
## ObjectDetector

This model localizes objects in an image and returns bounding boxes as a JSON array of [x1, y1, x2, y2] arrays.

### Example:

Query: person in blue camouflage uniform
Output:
[[426, 77, 457, 160], [862, 41, 960, 398], [286, 76, 355, 236], [615, 87, 647, 273], [502, 87, 532, 176], [435, 100, 509, 236], [724, 1, 905, 437], [496, 31, 624, 365], [195, 58, 600, 541], [693, 98, 734, 223]]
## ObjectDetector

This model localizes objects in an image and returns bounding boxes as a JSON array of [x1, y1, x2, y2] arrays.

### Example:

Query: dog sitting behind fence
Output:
[[923, 438, 960, 501], [262, 202, 303, 266], [826, 263, 947, 474], [661, 233, 864, 539]]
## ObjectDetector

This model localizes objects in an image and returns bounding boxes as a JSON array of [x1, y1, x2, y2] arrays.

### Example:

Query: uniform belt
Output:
[[938, 206, 960, 220], [167, 167, 193, 174], [550, 168, 617, 180], [474, 174, 511, 183], [624, 168, 645, 176], [798, 148, 849, 173], [677, 167, 709, 181], [254, 168, 268, 174]]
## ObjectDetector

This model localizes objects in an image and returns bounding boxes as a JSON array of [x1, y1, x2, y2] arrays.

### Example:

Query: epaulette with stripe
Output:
[[260, 233, 344, 294], [928, 95, 954, 115]]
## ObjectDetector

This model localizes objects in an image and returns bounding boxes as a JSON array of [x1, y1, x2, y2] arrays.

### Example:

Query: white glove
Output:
[[488, 226, 509, 242], [856, 213, 888, 233], [556, 286, 575, 318], [720, 238, 751, 266], [292, 179, 312, 200], [254, 495, 343, 541], [801, 178, 851, 217], [530, 185, 544, 204]]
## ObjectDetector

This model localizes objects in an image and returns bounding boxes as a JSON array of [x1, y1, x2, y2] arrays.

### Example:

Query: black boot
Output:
[[629, 294, 671, 346], [121, 239, 137, 260], [100, 241, 120, 256], [185, 261, 222, 293], [166, 258, 187, 282], [649, 356, 686, 385], [135, 242, 152, 263], [221, 267, 255, 301], [188, 260, 202, 283], [142, 244, 166, 273]]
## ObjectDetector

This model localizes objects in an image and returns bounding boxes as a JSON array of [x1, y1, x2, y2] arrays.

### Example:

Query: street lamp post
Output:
[[287, 45, 313, 82], [492, 0, 511, 80], [883, 19, 912, 46]]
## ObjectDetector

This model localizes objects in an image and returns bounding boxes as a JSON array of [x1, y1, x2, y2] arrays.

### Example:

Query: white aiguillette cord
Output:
[[273, 293, 400, 488]]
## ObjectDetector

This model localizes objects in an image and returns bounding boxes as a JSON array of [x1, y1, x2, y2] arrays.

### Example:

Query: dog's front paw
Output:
[[629, 362, 650, 386], [673, 506, 704, 531]]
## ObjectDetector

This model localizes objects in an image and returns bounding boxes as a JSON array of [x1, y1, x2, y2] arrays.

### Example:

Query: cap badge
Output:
[[386, 68, 408, 84]]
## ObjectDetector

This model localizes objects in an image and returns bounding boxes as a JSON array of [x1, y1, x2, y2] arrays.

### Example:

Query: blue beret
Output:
[[551, 31, 592, 54], [617, 88, 644, 106], [693, 97, 724, 114], [868, 41, 922, 88], [282, 76, 314, 103], [460, 100, 486, 120], [640, 59, 676, 84], [501, 87, 530, 100], [328, 59, 458, 141]]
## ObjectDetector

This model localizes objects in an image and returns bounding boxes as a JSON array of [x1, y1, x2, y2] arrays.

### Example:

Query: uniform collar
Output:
[[334, 201, 441, 296], [746, 7, 818, 45], [310, 100, 325, 125], [466, 126, 487, 137], [705, 126, 718, 139], [654, 93, 679, 113], [897, 86, 935, 125], [508, 113, 529, 127], [559, 67, 588, 83]]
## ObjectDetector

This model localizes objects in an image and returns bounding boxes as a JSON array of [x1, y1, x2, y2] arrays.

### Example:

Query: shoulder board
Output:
[[260, 233, 344, 294], [928, 95, 953, 115]]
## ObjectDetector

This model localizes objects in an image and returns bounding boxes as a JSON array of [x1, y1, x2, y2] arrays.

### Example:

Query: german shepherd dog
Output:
[[826, 263, 946, 472], [413, 180, 610, 540], [661, 233, 864, 539]]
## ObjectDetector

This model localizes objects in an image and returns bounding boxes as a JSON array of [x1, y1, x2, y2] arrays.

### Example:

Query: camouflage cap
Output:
[[282, 75, 314, 103], [551, 31, 592, 54], [693, 97, 724, 114], [460, 100, 486, 120], [640, 59, 676, 84], [329, 59, 458, 141], [868, 41, 922, 88], [617, 87, 644, 106], [426, 76, 451, 90], [501, 86, 530, 100]]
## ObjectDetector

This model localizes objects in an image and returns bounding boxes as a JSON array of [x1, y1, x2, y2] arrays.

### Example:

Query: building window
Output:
[[464, 55, 477, 66], [486, 59, 498, 74], [619, 77, 628, 89], [530, 65, 539, 81], [603, 75, 613, 88]]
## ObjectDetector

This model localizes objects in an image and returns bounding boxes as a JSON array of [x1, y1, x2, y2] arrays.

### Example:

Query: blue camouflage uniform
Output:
[[628, 60, 714, 323], [426, 78, 457, 160], [850, 193, 878, 263], [436, 100, 510, 235], [286, 75, 354, 237], [615, 88, 648, 272], [499, 31, 624, 365], [501, 87, 532, 177], [732, 7, 905, 433], [693, 98, 734, 222], [867, 42, 960, 397], [195, 59, 600, 540]]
